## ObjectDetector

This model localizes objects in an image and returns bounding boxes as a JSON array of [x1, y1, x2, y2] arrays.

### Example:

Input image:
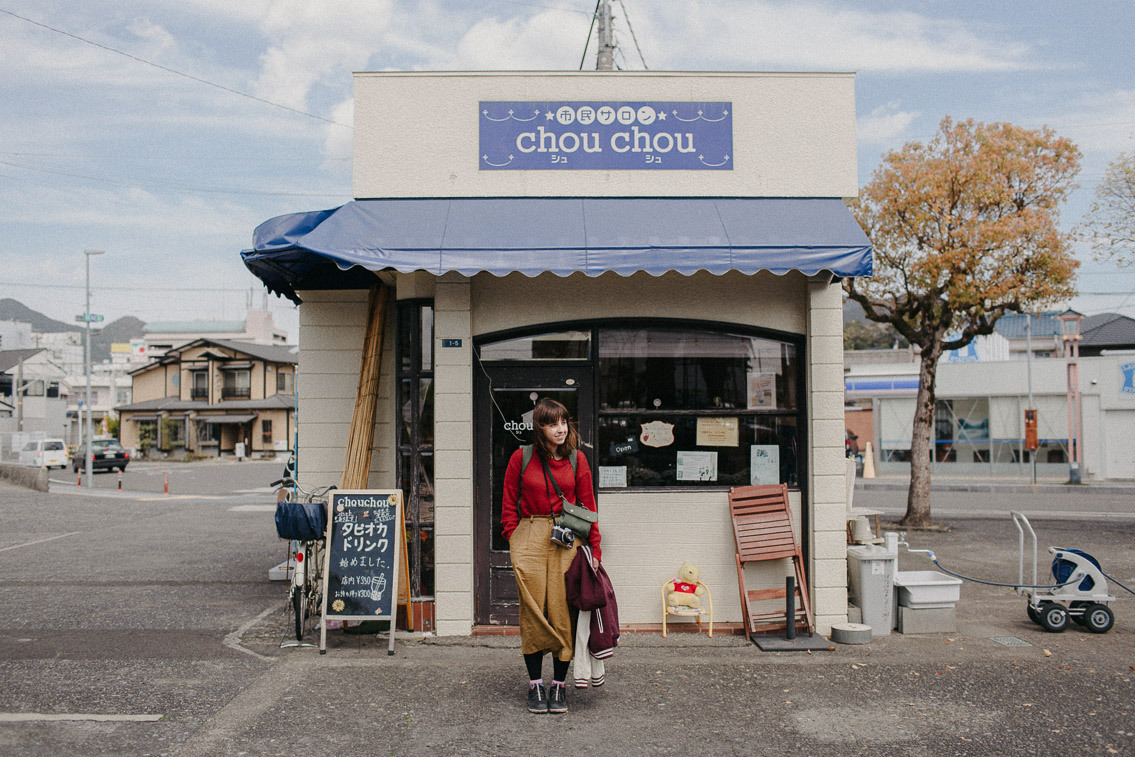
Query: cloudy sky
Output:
[[3, 0, 1134, 342]]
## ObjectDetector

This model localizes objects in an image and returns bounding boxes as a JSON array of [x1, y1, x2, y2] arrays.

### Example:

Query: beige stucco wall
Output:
[[354, 72, 858, 200], [432, 274, 474, 636], [471, 269, 806, 335], [295, 287, 396, 491], [130, 366, 168, 404], [807, 278, 850, 632]]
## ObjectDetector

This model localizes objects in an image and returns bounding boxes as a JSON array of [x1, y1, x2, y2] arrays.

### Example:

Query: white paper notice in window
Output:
[[598, 466, 628, 488], [747, 373, 777, 409], [696, 417, 739, 446], [676, 450, 718, 481], [750, 444, 780, 485]]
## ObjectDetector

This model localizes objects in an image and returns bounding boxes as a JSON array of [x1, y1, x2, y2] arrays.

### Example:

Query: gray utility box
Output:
[[847, 543, 897, 636]]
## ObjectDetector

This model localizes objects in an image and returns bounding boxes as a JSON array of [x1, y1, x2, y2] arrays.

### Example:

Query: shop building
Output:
[[242, 72, 872, 635]]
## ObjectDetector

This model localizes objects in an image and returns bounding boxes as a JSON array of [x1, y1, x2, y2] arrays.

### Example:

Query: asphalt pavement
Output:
[[2, 465, 1134, 756]]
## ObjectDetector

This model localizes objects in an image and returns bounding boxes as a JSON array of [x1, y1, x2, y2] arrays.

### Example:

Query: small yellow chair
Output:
[[661, 581, 713, 638]]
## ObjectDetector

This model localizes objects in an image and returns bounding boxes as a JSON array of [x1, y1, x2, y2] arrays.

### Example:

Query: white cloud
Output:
[[857, 102, 921, 144], [251, 0, 395, 109], [447, 11, 591, 70], [323, 98, 355, 175], [633, 1, 1037, 73], [1051, 88, 1135, 155]]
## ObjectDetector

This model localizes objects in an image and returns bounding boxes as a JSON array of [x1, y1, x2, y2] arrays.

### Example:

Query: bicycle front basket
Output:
[[275, 499, 327, 541]]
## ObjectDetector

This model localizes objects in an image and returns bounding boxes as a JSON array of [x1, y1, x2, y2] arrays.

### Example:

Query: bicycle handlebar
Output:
[[272, 477, 337, 499]]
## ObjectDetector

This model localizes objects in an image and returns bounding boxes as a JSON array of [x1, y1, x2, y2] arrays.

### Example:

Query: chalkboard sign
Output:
[[319, 489, 404, 654]]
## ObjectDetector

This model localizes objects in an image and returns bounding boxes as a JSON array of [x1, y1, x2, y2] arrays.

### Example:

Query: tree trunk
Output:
[[901, 345, 942, 528]]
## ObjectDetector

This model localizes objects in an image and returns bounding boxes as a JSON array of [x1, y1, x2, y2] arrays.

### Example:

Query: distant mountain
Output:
[[0, 298, 74, 333], [0, 299, 145, 362]]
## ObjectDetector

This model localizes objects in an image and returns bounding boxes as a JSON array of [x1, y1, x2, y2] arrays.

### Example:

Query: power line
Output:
[[580, 0, 601, 70], [0, 158, 349, 199], [616, 0, 648, 69], [0, 6, 351, 129], [0, 281, 262, 293]]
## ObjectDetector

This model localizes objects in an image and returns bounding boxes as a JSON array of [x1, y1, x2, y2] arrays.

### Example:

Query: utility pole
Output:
[[596, 0, 615, 71], [83, 249, 105, 490]]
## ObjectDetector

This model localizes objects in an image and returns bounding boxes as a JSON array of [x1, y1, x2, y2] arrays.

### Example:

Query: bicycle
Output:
[[272, 477, 336, 645]]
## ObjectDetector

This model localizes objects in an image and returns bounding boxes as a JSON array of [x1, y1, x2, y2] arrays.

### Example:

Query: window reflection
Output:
[[478, 331, 590, 361]]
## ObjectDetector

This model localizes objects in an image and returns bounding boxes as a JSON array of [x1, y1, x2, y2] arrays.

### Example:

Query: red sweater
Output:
[[501, 448, 602, 561]]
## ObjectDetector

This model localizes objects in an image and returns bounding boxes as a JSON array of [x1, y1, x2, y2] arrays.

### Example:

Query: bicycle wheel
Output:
[[292, 583, 306, 640], [307, 541, 324, 626]]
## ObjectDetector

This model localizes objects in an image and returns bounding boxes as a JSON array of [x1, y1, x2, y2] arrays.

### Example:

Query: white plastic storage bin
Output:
[[894, 571, 962, 609]]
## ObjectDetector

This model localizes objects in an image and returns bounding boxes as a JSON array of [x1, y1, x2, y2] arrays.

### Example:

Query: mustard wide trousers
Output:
[[510, 517, 579, 661]]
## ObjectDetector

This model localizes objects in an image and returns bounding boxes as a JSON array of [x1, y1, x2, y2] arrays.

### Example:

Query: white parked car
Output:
[[19, 439, 68, 469]]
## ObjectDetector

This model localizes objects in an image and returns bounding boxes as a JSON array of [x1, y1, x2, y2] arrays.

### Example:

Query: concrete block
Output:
[[809, 335, 845, 364], [433, 477, 473, 508], [809, 304, 843, 337], [813, 586, 848, 619], [434, 310, 471, 337], [435, 591, 473, 622], [434, 619, 473, 637], [811, 391, 845, 422], [434, 505, 472, 536], [434, 449, 473, 481], [813, 529, 848, 561], [811, 417, 845, 446], [433, 563, 473, 593], [434, 533, 473, 565], [847, 604, 862, 624], [434, 420, 472, 451], [811, 556, 847, 588], [434, 391, 472, 423], [897, 605, 956, 634]]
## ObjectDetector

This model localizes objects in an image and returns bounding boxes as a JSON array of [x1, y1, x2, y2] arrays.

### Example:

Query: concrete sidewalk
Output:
[[208, 517, 1135, 757]]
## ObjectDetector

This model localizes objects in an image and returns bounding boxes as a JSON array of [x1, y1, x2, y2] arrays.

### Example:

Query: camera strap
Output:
[[540, 457, 568, 513]]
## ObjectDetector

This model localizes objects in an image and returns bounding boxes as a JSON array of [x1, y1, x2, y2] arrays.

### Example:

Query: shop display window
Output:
[[596, 328, 800, 488], [397, 301, 435, 598], [477, 322, 804, 490]]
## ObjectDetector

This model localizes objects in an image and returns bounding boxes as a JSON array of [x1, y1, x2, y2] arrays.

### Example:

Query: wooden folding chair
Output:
[[728, 484, 814, 639]]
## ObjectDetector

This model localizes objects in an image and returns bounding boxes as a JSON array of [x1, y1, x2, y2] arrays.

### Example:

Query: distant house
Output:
[[143, 308, 288, 358], [1080, 313, 1135, 357], [116, 339, 296, 458], [0, 348, 70, 454]]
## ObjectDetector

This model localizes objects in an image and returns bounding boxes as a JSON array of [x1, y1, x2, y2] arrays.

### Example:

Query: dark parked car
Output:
[[72, 438, 130, 473]]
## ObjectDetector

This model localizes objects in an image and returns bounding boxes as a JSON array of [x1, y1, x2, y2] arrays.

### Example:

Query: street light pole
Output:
[[1059, 311, 1083, 485], [84, 249, 105, 490]]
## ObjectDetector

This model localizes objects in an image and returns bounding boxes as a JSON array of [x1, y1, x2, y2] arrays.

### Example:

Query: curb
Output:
[[857, 480, 1135, 496]]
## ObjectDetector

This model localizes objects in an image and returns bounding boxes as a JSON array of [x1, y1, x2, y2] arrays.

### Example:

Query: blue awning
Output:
[[242, 197, 872, 303]]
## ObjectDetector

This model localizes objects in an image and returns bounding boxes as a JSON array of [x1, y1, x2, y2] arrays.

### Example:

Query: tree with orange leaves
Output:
[[846, 117, 1080, 527]]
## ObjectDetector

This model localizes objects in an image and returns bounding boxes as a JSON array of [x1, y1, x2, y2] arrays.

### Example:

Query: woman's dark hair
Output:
[[532, 398, 579, 460]]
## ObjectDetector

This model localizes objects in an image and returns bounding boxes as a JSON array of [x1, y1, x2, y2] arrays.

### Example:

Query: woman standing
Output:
[[500, 398, 602, 715]]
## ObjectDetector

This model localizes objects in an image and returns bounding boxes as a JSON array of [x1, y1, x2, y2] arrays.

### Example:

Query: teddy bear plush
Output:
[[665, 562, 706, 609]]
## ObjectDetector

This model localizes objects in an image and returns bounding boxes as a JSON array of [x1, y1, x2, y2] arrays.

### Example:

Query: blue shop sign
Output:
[[1121, 362, 1135, 395], [479, 101, 732, 171]]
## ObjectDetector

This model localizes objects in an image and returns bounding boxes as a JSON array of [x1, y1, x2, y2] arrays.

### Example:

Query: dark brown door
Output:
[[473, 365, 594, 625]]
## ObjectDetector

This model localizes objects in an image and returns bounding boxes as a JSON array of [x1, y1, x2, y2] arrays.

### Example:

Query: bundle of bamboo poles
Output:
[[340, 282, 389, 490]]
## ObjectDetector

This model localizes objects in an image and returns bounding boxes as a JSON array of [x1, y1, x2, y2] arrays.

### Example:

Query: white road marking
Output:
[[0, 713, 164, 722], [222, 605, 278, 663], [0, 532, 80, 553], [229, 504, 277, 512]]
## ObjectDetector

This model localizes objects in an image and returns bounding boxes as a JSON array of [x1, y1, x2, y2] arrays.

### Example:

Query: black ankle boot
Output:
[[548, 683, 567, 714], [527, 684, 548, 714]]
